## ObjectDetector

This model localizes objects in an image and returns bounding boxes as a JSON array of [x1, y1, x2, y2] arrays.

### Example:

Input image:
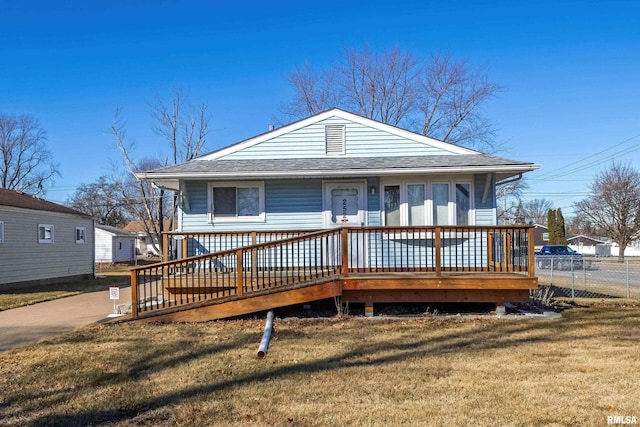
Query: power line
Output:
[[530, 133, 640, 182]]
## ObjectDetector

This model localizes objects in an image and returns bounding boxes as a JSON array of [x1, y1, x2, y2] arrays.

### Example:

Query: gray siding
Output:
[[219, 116, 457, 160], [0, 207, 94, 286]]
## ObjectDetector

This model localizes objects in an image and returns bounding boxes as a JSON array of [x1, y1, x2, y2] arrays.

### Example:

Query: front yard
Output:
[[1, 300, 639, 426]]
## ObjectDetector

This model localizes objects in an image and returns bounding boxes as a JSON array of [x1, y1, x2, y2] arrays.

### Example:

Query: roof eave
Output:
[[137, 164, 540, 181]]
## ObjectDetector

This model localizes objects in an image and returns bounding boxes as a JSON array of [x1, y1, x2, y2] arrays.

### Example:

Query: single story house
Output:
[[0, 188, 94, 289], [130, 108, 541, 320], [95, 224, 137, 263], [122, 220, 171, 256]]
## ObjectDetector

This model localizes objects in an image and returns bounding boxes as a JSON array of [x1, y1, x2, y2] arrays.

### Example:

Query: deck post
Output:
[[162, 233, 169, 262], [236, 249, 244, 297], [435, 227, 442, 277], [341, 228, 349, 277], [365, 299, 374, 317], [528, 226, 536, 278], [130, 270, 138, 318], [182, 238, 188, 259]]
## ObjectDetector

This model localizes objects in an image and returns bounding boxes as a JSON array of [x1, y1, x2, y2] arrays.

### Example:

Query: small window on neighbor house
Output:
[[0, 221, 4, 243], [38, 224, 54, 244], [325, 125, 345, 155], [76, 227, 86, 244], [542, 232, 549, 241]]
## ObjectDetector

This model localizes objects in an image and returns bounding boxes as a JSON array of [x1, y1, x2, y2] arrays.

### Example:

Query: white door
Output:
[[323, 181, 367, 268], [323, 181, 366, 227]]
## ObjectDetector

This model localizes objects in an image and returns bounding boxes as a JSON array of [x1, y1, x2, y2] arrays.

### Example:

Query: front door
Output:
[[323, 181, 367, 268], [323, 181, 366, 227]]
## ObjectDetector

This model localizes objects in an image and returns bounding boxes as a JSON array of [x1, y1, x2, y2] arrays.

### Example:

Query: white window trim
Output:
[[0, 221, 4, 243], [76, 226, 87, 244], [381, 179, 474, 226], [207, 181, 266, 223], [38, 224, 54, 244]]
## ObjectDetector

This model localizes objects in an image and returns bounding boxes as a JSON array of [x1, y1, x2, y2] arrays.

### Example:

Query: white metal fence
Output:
[[535, 256, 640, 299]]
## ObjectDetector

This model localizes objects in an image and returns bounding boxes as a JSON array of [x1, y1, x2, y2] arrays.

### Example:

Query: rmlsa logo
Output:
[[608, 415, 637, 425]]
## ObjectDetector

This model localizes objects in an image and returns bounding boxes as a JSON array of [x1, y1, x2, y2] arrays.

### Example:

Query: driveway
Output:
[[0, 286, 131, 352]]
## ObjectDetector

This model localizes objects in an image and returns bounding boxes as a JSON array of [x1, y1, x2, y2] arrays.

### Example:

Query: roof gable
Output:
[[200, 108, 479, 161]]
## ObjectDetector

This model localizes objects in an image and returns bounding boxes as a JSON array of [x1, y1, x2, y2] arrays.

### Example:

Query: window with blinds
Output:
[[325, 125, 345, 154]]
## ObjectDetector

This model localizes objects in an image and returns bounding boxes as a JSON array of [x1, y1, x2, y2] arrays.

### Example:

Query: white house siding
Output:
[[0, 206, 94, 287], [218, 116, 457, 161], [95, 227, 114, 263]]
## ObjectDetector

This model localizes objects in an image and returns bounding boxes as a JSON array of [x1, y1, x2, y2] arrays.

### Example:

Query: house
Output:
[[0, 188, 94, 289], [122, 220, 172, 256], [131, 108, 540, 320], [95, 224, 136, 263], [532, 224, 549, 249]]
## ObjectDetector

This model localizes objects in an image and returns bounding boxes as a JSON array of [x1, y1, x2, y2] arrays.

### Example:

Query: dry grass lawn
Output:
[[0, 275, 129, 311], [1, 301, 639, 426]]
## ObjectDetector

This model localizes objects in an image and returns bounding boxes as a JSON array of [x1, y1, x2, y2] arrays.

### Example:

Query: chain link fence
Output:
[[535, 256, 640, 299]]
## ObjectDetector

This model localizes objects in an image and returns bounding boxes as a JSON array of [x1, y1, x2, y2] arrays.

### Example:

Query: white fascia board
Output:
[[200, 108, 479, 160], [139, 164, 540, 181]]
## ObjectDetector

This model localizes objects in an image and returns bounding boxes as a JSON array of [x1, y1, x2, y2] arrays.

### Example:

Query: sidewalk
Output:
[[0, 286, 132, 352]]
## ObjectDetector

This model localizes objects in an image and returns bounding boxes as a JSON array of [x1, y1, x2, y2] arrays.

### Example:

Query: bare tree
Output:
[[111, 89, 211, 258], [0, 113, 58, 196], [523, 198, 554, 225], [112, 110, 168, 256], [281, 46, 501, 151], [496, 179, 529, 224], [148, 88, 210, 230], [573, 162, 640, 261], [66, 175, 128, 227]]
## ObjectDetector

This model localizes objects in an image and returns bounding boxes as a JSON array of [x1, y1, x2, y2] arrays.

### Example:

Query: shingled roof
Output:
[[0, 188, 88, 217], [140, 154, 537, 179]]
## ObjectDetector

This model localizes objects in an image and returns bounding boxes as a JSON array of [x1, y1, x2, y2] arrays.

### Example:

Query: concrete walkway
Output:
[[0, 286, 132, 352]]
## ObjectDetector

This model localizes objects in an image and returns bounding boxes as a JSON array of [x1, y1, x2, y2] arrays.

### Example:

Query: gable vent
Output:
[[325, 125, 345, 155]]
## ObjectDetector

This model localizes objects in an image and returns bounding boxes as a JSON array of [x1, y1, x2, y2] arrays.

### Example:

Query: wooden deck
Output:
[[131, 226, 538, 321]]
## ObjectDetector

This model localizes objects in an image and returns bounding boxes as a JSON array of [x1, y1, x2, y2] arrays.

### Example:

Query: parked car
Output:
[[535, 245, 584, 270]]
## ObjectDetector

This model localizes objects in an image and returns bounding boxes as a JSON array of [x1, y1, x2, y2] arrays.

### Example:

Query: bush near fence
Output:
[[535, 256, 640, 299]]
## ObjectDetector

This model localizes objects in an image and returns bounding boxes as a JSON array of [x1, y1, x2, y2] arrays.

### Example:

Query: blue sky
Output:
[[1, 0, 639, 216]]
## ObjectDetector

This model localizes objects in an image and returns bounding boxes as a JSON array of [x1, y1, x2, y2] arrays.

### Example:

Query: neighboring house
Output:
[[139, 108, 539, 233], [0, 188, 94, 289], [532, 224, 549, 249], [122, 220, 172, 256], [95, 224, 136, 263], [130, 108, 541, 321], [567, 234, 609, 256]]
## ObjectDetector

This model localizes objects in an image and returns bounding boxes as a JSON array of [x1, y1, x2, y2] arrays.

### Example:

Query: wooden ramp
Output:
[[134, 279, 342, 323]]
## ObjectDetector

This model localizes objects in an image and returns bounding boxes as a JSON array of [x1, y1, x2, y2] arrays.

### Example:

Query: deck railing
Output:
[[163, 230, 317, 261], [132, 225, 534, 317]]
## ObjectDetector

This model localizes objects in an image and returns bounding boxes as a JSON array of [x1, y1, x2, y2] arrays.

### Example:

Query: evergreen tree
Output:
[[556, 208, 568, 244], [547, 209, 557, 244]]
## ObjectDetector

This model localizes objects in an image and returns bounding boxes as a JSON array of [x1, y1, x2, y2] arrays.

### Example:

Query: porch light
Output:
[[369, 185, 377, 195]]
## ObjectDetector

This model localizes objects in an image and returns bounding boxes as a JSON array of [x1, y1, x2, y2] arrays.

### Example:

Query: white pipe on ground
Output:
[[257, 310, 274, 358]]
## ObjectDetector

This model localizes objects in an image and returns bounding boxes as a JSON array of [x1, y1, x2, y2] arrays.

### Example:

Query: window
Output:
[[208, 181, 265, 222], [0, 221, 4, 243], [381, 180, 473, 226], [38, 224, 54, 243], [384, 185, 401, 226], [407, 184, 426, 226], [76, 227, 86, 244], [325, 125, 345, 155], [432, 183, 450, 225], [542, 232, 549, 242]]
